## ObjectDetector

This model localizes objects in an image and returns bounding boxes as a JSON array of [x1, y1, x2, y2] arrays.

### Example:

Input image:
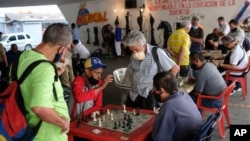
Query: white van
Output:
[[0, 32, 33, 51]]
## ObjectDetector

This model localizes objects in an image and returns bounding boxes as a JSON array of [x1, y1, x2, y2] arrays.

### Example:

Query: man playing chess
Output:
[[69, 57, 113, 119]]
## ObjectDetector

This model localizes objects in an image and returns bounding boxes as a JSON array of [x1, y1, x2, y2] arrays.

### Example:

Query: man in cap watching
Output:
[[70, 57, 113, 119]]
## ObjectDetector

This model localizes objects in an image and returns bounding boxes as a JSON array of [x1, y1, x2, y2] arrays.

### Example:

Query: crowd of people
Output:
[[0, 14, 249, 141]]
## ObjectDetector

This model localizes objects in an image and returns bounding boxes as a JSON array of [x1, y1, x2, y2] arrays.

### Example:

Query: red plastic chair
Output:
[[196, 81, 236, 138], [224, 61, 250, 100]]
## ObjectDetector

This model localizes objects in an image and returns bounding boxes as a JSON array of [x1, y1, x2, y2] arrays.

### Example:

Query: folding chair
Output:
[[193, 110, 222, 141]]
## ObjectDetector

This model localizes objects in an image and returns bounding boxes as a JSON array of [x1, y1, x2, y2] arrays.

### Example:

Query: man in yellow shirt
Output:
[[167, 20, 191, 77]]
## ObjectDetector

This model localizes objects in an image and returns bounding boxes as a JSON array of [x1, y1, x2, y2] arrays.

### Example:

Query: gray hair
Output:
[[222, 35, 235, 43], [123, 30, 146, 47], [43, 23, 72, 46], [180, 20, 191, 28]]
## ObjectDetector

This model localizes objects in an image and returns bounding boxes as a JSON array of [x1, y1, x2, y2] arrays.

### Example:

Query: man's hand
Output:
[[101, 74, 113, 89], [60, 116, 69, 134]]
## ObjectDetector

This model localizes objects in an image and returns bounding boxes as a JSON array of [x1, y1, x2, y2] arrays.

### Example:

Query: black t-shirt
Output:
[[205, 33, 219, 50]]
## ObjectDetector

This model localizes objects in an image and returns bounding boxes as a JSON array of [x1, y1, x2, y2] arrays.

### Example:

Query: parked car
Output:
[[0, 32, 33, 51]]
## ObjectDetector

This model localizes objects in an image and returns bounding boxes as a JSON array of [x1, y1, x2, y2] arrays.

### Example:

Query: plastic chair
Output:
[[224, 61, 250, 100], [193, 110, 222, 141], [113, 68, 131, 105], [196, 81, 236, 138]]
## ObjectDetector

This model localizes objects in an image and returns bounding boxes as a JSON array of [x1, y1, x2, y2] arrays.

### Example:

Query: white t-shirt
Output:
[[73, 43, 91, 59]]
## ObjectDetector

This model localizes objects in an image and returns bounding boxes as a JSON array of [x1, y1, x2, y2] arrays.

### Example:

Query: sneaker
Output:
[[234, 87, 242, 92], [230, 90, 236, 96]]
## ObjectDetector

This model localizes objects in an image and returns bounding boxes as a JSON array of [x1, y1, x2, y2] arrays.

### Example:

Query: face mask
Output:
[[230, 28, 237, 32], [191, 64, 198, 70], [87, 77, 99, 85], [192, 26, 198, 30], [219, 23, 222, 27], [153, 93, 163, 102], [133, 51, 145, 60], [53, 52, 62, 63]]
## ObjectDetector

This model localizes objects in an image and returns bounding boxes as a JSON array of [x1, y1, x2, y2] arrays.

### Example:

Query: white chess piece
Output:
[[133, 109, 136, 115], [123, 104, 127, 113], [102, 115, 106, 121], [93, 113, 97, 121], [111, 113, 114, 120], [98, 118, 102, 127], [107, 109, 110, 115]]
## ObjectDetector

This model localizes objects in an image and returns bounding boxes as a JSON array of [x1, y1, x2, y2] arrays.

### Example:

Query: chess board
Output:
[[86, 109, 154, 134]]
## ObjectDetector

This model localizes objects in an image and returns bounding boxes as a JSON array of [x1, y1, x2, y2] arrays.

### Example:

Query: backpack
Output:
[[243, 36, 250, 52], [0, 56, 58, 141], [151, 46, 171, 72]]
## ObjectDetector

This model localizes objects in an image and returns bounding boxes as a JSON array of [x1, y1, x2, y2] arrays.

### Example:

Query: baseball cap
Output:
[[84, 57, 107, 69]]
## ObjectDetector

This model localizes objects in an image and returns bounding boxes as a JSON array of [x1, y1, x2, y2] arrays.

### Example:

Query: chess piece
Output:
[[118, 121, 121, 127], [98, 118, 102, 127], [113, 122, 118, 129], [133, 109, 136, 115], [136, 107, 140, 116], [122, 121, 125, 128], [102, 115, 106, 121], [128, 122, 132, 129], [111, 113, 114, 120], [93, 113, 97, 122], [123, 104, 127, 113], [77, 119, 81, 127], [124, 114, 127, 120], [107, 109, 110, 115]]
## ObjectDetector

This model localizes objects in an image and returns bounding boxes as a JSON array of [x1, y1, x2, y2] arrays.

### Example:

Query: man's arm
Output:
[[177, 47, 185, 65], [32, 107, 69, 133]]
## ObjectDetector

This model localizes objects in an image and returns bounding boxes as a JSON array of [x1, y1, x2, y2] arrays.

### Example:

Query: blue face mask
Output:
[[53, 52, 62, 63]]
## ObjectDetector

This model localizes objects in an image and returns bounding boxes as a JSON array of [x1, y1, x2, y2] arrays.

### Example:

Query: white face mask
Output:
[[133, 51, 145, 60]]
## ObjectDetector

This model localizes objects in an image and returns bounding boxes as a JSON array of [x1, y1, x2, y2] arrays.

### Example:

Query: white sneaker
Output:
[[230, 90, 236, 96], [234, 88, 242, 92]]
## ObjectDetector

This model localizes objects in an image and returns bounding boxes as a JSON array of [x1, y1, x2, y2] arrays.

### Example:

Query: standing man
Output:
[[71, 23, 81, 41], [0, 32, 8, 83], [189, 16, 204, 53], [123, 30, 179, 110], [17, 23, 72, 141], [114, 18, 122, 57], [189, 52, 227, 108], [151, 71, 203, 141], [167, 20, 191, 77], [217, 16, 230, 45]]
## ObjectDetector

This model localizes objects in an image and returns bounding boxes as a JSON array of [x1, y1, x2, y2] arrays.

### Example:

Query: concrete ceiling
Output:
[[0, 0, 96, 7]]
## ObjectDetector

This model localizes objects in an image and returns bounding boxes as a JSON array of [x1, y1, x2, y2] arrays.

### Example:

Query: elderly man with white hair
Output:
[[123, 30, 179, 110]]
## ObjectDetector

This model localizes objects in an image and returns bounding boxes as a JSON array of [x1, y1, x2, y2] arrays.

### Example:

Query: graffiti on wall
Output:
[[76, 2, 108, 27], [147, 0, 236, 15]]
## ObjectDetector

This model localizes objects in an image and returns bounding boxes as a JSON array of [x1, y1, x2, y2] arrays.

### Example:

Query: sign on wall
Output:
[[76, 2, 108, 27], [148, 0, 236, 15]]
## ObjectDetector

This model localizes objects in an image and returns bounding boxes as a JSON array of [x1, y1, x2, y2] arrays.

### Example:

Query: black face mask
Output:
[[191, 64, 198, 70], [53, 52, 62, 63], [87, 77, 99, 85], [230, 28, 237, 32]]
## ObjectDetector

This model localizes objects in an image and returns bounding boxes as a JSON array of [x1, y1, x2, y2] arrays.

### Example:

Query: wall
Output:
[[59, 0, 246, 49]]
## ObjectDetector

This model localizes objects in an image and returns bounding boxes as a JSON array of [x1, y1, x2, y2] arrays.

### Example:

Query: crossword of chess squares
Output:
[[86, 105, 154, 134]]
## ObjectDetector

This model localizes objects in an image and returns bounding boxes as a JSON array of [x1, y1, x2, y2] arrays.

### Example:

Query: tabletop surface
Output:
[[68, 104, 156, 141]]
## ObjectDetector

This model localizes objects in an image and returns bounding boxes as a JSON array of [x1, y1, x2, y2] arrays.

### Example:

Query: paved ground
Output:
[[99, 50, 250, 141]]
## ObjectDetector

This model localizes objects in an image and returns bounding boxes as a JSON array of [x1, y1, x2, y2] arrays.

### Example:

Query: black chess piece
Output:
[[93, 26, 99, 46], [128, 122, 132, 129], [122, 121, 125, 128], [118, 121, 121, 127], [77, 119, 81, 127], [113, 122, 118, 129], [130, 118, 133, 123], [124, 114, 127, 120], [136, 107, 140, 116], [86, 28, 90, 44]]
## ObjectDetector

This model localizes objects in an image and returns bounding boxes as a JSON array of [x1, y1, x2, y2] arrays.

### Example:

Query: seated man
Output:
[[212, 35, 249, 90], [70, 57, 113, 119], [205, 28, 219, 50], [189, 52, 227, 108], [151, 71, 203, 141]]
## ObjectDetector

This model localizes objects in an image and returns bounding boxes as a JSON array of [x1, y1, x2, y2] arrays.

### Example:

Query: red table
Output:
[[68, 104, 156, 141]]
